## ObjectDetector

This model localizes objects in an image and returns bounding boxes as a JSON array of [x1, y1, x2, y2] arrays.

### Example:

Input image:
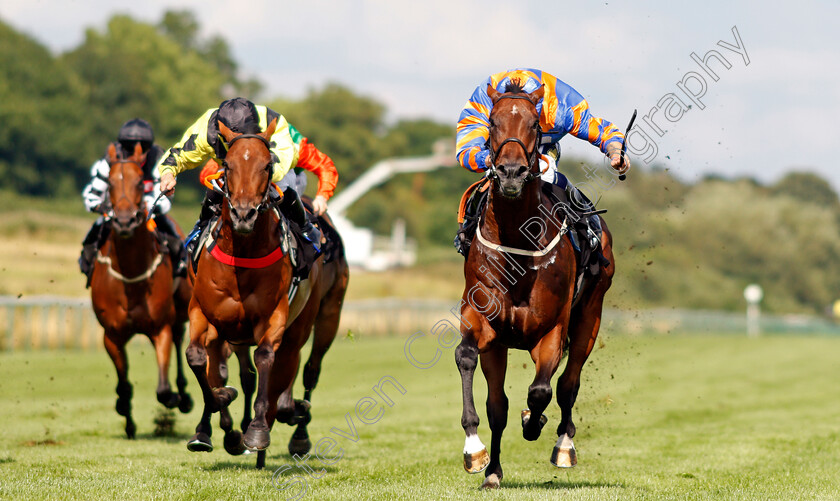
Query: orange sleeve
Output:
[[199, 159, 223, 187], [297, 138, 338, 200]]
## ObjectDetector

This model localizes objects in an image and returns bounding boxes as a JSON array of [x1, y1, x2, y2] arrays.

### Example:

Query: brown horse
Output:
[[208, 206, 350, 469], [90, 143, 193, 438], [185, 119, 349, 466], [455, 83, 616, 488]]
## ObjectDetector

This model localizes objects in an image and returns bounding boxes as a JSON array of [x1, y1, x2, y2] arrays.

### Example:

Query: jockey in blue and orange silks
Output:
[[454, 68, 631, 255]]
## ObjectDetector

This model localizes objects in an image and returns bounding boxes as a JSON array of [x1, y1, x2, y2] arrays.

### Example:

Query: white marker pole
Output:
[[743, 284, 763, 337]]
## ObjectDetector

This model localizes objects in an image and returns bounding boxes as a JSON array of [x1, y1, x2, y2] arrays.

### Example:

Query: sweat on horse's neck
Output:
[[484, 180, 547, 249]]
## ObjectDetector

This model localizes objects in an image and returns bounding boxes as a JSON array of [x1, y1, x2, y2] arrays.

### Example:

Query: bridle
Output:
[[107, 156, 147, 223], [485, 94, 543, 183], [219, 133, 275, 213]]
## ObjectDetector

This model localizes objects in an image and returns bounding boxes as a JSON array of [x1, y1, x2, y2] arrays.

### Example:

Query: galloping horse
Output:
[[205, 206, 349, 469], [185, 119, 349, 467], [90, 143, 193, 438], [455, 83, 616, 488]]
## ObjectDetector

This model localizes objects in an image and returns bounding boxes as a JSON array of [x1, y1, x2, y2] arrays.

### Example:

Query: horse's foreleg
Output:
[[478, 345, 508, 489], [151, 325, 179, 409], [455, 325, 487, 474], [267, 346, 309, 456], [243, 319, 285, 452], [205, 338, 245, 456], [103, 332, 135, 439], [235, 346, 256, 433], [171, 318, 193, 413], [553, 284, 609, 468], [523, 324, 565, 442], [185, 303, 215, 452]]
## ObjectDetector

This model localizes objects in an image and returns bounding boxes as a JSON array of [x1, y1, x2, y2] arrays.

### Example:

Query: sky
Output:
[[2, 0, 838, 190]]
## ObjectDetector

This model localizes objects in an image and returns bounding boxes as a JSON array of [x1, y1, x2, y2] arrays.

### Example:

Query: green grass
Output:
[[1, 333, 839, 500]]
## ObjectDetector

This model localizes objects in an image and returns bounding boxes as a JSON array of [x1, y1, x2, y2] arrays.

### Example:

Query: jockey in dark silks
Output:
[[79, 118, 187, 280], [454, 68, 631, 256], [156, 98, 334, 259]]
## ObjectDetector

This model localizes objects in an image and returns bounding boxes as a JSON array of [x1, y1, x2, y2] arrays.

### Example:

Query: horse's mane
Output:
[[503, 80, 527, 95]]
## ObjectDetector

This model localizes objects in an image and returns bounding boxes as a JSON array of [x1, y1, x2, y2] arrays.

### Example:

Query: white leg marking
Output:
[[556, 433, 575, 450], [464, 434, 486, 454]]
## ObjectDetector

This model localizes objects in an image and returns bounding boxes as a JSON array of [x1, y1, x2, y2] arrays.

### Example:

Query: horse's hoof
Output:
[[550, 434, 577, 468], [521, 409, 548, 441], [157, 390, 180, 409], [243, 426, 271, 451], [213, 386, 238, 408], [178, 394, 194, 414], [480, 473, 501, 489], [463, 448, 490, 474], [125, 420, 136, 439], [223, 430, 247, 456], [288, 435, 312, 456], [293, 399, 312, 425], [187, 432, 213, 452]]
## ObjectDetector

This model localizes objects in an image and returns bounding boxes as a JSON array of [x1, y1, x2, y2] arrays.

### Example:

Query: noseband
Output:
[[486, 95, 542, 183], [220, 133, 275, 213]]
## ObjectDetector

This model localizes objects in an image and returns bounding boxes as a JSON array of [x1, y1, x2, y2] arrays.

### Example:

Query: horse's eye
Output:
[[533, 121, 540, 129], [489, 119, 496, 128]]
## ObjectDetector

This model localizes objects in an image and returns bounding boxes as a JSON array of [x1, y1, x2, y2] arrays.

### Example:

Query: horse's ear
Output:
[[107, 143, 118, 164], [528, 84, 545, 105], [487, 84, 502, 104], [262, 117, 278, 140], [218, 120, 236, 144], [133, 142, 144, 160]]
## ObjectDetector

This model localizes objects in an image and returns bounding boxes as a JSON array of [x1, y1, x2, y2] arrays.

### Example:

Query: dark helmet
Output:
[[118, 118, 154, 154], [217, 98, 261, 134]]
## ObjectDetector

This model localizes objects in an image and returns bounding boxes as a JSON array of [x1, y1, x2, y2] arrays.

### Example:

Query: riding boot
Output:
[[154, 215, 187, 278], [454, 188, 484, 257], [279, 188, 322, 253], [565, 184, 601, 250], [79, 216, 106, 277], [186, 190, 223, 261]]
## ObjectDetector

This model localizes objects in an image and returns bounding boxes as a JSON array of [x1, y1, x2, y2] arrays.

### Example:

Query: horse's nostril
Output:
[[247, 208, 257, 220], [517, 166, 528, 176]]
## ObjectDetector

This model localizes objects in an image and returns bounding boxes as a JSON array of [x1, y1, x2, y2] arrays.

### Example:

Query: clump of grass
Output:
[[153, 408, 177, 437]]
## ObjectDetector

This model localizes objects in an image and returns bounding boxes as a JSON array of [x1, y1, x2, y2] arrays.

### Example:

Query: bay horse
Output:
[[201, 206, 349, 469], [90, 142, 193, 438], [455, 83, 616, 488], [185, 119, 349, 467]]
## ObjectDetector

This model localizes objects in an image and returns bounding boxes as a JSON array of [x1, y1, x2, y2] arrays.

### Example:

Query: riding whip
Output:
[[618, 109, 637, 181]]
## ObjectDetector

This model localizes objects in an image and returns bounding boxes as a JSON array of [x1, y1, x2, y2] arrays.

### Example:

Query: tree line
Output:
[[2, 11, 839, 314]]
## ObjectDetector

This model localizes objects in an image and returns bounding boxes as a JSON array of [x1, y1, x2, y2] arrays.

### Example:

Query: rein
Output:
[[486, 95, 542, 183]]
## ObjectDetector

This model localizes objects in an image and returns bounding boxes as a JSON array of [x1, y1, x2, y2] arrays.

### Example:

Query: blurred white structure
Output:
[[744, 284, 763, 337], [330, 140, 455, 270]]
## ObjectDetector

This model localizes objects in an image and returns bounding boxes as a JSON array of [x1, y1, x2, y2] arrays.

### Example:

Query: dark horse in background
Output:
[[90, 143, 193, 438], [184, 120, 349, 469], [455, 83, 616, 488]]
